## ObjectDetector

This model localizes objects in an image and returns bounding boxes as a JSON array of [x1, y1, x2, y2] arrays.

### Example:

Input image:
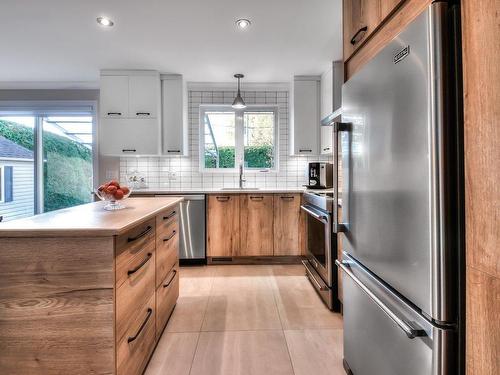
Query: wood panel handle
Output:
[[127, 225, 152, 243], [163, 269, 177, 288], [127, 253, 152, 276], [350, 26, 368, 45], [127, 308, 153, 343], [163, 211, 177, 221], [216, 196, 230, 202], [280, 196, 295, 200], [250, 196, 264, 201], [163, 230, 177, 242]]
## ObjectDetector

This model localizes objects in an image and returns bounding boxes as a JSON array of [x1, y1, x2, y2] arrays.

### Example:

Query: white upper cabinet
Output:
[[99, 70, 161, 156], [129, 75, 160, 118], [161, 75, 188, 156], [321, 125, 333, 155], [320, 66, 334, 120], [100, 75, 129, 118], [291, 76, 320, 155]]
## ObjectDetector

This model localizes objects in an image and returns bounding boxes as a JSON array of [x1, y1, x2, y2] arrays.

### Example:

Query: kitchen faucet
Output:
[[239, 162, 246, 188]]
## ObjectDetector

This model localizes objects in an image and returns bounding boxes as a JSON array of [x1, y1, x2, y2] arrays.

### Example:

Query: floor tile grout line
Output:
[[188, 268, 216, 375], [270, 271, 297, 375]]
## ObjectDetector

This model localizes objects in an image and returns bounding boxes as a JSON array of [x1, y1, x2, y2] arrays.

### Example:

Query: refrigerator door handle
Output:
[[333, 122, 350, 233], [336, 259, 427, 339]]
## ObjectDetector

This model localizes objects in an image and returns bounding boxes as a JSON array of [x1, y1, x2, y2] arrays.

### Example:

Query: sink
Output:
[[220, 187, 260, 190]]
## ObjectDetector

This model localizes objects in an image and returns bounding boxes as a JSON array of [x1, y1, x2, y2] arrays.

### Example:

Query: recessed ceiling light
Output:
[[97, 17, 114, 27], [235, 19, 251, 30]]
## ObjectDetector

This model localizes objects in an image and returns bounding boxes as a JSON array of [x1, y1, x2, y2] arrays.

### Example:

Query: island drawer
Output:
[[156, 206, 179, 237], [156, 263, 179, 337], [155, 217, 179, 287], [116, 217, 156, 258], [116, 248, 156, 341], [116, 293, 156, 375]]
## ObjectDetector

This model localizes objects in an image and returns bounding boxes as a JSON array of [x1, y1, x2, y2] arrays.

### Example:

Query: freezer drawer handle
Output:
[[335, 259, 427, 339]]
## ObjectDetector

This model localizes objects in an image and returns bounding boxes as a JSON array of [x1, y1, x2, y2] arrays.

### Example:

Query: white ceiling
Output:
[[0, 0, 342, 87]]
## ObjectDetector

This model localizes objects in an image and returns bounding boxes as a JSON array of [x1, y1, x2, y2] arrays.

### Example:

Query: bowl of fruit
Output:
[[95, 180, 132, 211]]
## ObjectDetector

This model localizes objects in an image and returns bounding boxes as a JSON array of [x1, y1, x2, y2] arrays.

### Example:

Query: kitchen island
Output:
[[0, 197, 182, 375]]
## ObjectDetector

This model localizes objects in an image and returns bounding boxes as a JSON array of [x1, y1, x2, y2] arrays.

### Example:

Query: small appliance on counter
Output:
[[305, 162, 333, 189]]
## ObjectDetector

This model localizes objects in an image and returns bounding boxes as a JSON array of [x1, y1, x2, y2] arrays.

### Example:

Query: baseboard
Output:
[[207, 256, 304, 265]]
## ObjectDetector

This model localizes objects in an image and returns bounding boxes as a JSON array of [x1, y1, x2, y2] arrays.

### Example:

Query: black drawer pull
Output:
[[250, 196, 264, 201], [127, 308, 153, 343], [122, 149, 137, 153], [280, 196, 295, 200], [127, 225, 152, 243], [216, 196, 230, 202], [299, 149, 312, 153], [350, 26, 368, 45], [127, 253, 152, 276], [167, 150, 181, 153], [136, 112, 151, 116], [323, 147, 331, 151], [163, 269, 177, 288], [163, 230, 177, 242], [107, 112, 122, 116], [163, 211, 176, 221]]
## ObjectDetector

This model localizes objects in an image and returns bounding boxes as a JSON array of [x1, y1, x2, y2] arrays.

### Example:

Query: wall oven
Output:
[[301, 191, 340, 311]]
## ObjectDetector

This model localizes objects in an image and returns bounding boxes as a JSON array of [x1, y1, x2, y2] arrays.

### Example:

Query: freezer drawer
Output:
[[338, 253, 455, 375]]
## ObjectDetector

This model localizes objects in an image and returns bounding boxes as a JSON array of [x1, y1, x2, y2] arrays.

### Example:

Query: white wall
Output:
[[0, 160, 34, 221], [119, 89, 331, 190]]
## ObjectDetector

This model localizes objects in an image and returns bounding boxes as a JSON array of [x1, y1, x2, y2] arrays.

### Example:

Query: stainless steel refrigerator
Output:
[[334, 2, 464, 374]]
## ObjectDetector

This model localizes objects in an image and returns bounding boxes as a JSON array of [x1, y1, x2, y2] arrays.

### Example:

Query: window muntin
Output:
[[200, 105, 278, 172]]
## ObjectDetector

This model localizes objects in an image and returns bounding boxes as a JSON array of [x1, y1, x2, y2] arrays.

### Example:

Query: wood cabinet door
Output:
[[343, 0, 381, 60], [273, 194, 301, 256], [380, 0, 404, 21], [207, 195, 240, 257], [239, 194, 274, 256]]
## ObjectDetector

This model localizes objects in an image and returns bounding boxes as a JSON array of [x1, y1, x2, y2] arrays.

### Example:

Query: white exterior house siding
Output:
[[0, 159, 34, 222]]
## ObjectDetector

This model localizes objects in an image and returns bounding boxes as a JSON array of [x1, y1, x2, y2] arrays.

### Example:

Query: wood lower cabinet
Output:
[[0, 198, 180, 375], [207, 194, 240, 257], [207, 193, 304, 259], [239, 194, 274, 256], [273, 194, 301, 256]]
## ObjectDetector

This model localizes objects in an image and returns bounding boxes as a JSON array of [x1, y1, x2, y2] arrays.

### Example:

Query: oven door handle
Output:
[[300, 205, 329, 224]]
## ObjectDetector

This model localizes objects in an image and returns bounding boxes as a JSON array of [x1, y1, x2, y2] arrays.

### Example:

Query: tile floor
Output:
[[145, 264, 344, 375]]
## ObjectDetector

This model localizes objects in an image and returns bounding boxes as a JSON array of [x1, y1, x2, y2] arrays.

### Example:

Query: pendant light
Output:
[[232, 74, 246, 109]]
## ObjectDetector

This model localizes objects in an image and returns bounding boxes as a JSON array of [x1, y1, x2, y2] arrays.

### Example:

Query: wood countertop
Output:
[[0, 197, 183, 237]]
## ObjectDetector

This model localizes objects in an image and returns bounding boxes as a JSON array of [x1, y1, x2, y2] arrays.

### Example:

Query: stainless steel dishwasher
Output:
[[155, 194, 206, 263]]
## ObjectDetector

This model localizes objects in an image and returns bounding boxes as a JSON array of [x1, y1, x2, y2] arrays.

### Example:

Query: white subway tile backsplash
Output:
[[119, 89, 332, 190]]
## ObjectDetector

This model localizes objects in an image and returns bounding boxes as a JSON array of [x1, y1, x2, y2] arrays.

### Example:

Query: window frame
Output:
[[199, 104, 279, 173], [0, 101, 97, 214], [0, 166, 4, 203]]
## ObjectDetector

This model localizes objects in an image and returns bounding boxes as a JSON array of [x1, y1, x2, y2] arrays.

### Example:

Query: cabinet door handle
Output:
[[122, 149, 137, 153], [299, 149, 312, 153], [163, 211, 176, 221], [250, 196, 264, 201], [280, 196, 295, 200], [127, 252, 152, 276], [107, 112, 122, 116], [323, 147, 331, 151], [216, 196, 230, 202], [167, 150, 181, 153], [163, 269, 177, 288], [127, 225, 153, 243], [350, 26, 368, 45], [136, 112, 151, 116], [163, 230, 177, 242], [127, 308, 153, 343]]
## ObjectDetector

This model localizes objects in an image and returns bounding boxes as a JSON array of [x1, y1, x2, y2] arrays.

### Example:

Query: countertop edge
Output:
[[0, 197, 183, 238]]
